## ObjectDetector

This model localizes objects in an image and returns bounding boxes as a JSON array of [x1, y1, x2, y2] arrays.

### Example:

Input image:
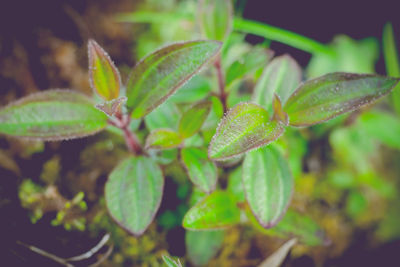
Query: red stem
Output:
[[214, 56, 228, 113], [109, 113, 143, 155]]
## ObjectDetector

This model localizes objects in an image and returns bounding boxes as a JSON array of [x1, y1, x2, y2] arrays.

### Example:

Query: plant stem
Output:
[[233, 18, 334, 55], [109, 113, 143, 155], [214, 56, 228, 113]]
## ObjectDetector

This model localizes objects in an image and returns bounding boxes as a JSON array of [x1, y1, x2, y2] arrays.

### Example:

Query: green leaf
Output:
[[253, 55, 301, 111], [243, 145, 293, 228], [198, 0, 233, 41], [284, 73, 399, 127], [181, 147, 218, 193], [179, 101, 212, 139], [208, 102, 286, 160], [105, 156, 163, 236], [0, 90, 108, 141], [182, 191, 240, 230], [145, 129, 182, 150], [88, 39, 121, 100], [169, 75, 211, 104], [144, 100, 180, 131], [186, 230, 225, 266], [258, 238, 297, 267], [162, 255, 183, 267], [382, 23, 400, 114], [227, 166, 245, 202], [126, 40, 222, 118]]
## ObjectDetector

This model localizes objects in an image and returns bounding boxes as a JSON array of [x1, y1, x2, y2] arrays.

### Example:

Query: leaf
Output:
[[179, 101, 212, 139], [95, 96, 127, 117], [186, 230, 225, 266], [105, 156, 164, 236], [181, 147, 218, 193], [144, 101, 180, 131], [145, 129, 182, 150], [126, 40, 222, 118], [169, 75, 211, 104], [0, 90, 108, 141], [198, 0, 233, 41], [182, 191, 240, 230], [88, 39, 121, 100], [208, 102, 286, 160], [284, 73, 400, 127], [243, 145, 293, 228], [253, 55, 301, 110], [257, 238, 297, 267], [227, 166, 245, 202], [382, 22, 400, 114], [162, 255, 183, 267]]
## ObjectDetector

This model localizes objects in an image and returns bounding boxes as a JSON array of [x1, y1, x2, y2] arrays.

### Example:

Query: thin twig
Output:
[[67, 233, 111, 262], [214, 56, 228, 113]]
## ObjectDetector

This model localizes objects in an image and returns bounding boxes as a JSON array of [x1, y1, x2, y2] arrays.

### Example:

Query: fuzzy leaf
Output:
[[105, 156, 164, 236], [186, 230, 225, 266], [253, 55, 301, 110], [95, 96, 126, 117], [198, 0, 233, 41], [88, 39, 121, 100], [208, 102, 285, 160], [145, 129, 182, 150], [179, 101, 212, 139], [243, 145, 293, 228], [284, 73, 400, 126], [126, 41, 222, 118], [0, 90, 108, 140], [182, 191, 240, 230], [181, 147, 218, 193]]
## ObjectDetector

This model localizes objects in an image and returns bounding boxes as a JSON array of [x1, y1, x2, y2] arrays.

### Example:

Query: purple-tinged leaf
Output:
[[179, 101, 212, 139], [284, 72, 400, 127], [182, 190, 240, 230], [0, 90, 108, 141], [243, 145, 293, 228], [95, 96, 127, 117], [145, 129, 182, 150], [208, 102, 285, 160], [126, 40, 222, 119], [105, 156, 164, 236], [88, 39, 121, 100]]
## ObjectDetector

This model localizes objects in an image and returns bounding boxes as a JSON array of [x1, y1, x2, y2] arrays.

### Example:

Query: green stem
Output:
[[233, 18, 334, 55]]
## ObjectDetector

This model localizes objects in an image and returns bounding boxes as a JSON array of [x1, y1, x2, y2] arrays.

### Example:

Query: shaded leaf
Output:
[[179, 101, 212, 139], [198, 0, 233, 41], [144, 101, 180, 131], [209, 102, 285, 160], [186, 230, 225, 266], [88, 39, 121, 100], [169, 75, 211, 104], [243, 145, 293, 228], [126, 41, 222, 118], [0, 90, 108, 141], [181, 147, 217, 193], [227, 166, 245, 202], [182, 191, 240, 230], [145, 129, 182, 150], [258, 238, 297, 267], [253, 55, 301, 110], [284, 73, 399, 127], [105, 156, 163, 236]]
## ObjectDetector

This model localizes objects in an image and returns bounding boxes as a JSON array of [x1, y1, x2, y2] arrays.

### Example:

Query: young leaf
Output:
[[105, 156, 164, 236], [186, 230, 225, 266], [284, 73, 400, 127], [208, 102, 286, 160], [243, 145, 293, 228], [0, 90, 108, 141], [88, 39, 121, 100], [181, 147, 218, 193], [162, 255, 183, 267], [198, 0, 233, 41], [126, 41, 222, 118], [95, 96, 127, 117], [179, 101, 212, 139], [253, 55, 301, 110], [257, 238, 297, 267], [145, 129, 182, 150], [182, 191, 240, 230]]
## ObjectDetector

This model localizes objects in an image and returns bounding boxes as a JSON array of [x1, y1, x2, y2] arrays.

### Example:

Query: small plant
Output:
[[2, 0, 400, 265]]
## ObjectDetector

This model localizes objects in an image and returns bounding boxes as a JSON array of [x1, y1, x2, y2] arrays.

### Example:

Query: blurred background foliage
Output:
[[1, 0, 400, 266]]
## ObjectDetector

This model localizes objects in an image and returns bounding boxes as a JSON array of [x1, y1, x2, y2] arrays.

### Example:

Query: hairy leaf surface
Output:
[[126, 41, 221, 118], [284, 73, 399, 126], [209, 102, 285, 160], [181, 147, 217, 193], [0, 90, 108, 140], [88, 39, 121, 100], [105, 156, 163, 236], [145, 129, 182, 150], [243, 145, 293, 228], [183, 191, 240, 230]]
